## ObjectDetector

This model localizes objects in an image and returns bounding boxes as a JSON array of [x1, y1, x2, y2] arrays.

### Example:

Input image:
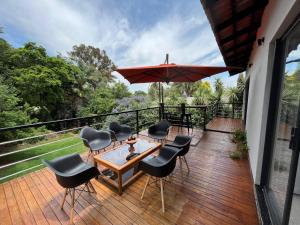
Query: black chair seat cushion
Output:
[[148, 131, 168, 140], [89, 139, 111, 151], [43, 154, 100, 189], [139, 146, 179, 178], [115, 132, 131, 141]]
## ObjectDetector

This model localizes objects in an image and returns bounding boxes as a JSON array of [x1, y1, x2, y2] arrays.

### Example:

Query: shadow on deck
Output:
[[0, 119, 259, 225]]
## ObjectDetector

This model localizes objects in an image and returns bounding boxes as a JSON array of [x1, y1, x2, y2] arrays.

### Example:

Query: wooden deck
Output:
[[206, 117, 244, 133], [0, 119, 259, 225]]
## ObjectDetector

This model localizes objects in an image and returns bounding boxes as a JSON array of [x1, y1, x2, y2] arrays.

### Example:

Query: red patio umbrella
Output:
[[116, 63, 231, 84], [116, 54, 239, 103]]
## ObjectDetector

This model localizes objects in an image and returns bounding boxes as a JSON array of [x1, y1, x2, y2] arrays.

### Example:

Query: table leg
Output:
[[117, 172, 123, 195]]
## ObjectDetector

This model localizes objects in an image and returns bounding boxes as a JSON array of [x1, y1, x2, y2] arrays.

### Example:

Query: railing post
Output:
[[160, 103, 165, 120], [203, 107, 207, 131], [181, 103, 186, 115], [136, 110, 139, 135], [232, 102, 235, 119]]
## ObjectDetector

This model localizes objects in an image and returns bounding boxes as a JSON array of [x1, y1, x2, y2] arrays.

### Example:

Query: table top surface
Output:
[[94, 139, 161, 171]]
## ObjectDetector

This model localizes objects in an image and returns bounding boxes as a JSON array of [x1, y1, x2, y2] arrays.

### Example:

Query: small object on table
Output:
[[125, 136, 137, 152]]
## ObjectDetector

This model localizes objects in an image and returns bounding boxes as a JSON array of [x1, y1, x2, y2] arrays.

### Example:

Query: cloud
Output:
[[0, 0, 229, 92]]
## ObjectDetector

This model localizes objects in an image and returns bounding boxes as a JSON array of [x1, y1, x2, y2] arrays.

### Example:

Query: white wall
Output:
[[246, 0, 300, 184]]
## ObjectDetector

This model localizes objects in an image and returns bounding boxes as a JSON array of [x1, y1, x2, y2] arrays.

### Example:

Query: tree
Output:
[[68, 44, 117, 88], [165, 84, 187, 105], [193, 81, 213, 105], [111, 82, 131, 99], [236, 73, 245, 102], [134, 90, 147, 96], [172, 82, 197, 97], [0, 38, 13, 83], [148, 83, 160, 102], [214, 78, 224, 103], [79, 85, 115, 116], [226, 87, 239, 103], [0, 80, 37, 141]]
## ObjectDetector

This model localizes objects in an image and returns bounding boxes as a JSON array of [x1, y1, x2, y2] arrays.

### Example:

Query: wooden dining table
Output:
[[93, 139, 161, 195]]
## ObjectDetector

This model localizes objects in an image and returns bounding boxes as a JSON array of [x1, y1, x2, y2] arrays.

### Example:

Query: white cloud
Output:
[[0, 0, 231, 92]]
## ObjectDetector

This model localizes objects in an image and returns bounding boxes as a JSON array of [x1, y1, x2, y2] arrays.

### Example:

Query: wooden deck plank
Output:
[[10, 179, 37, 225], [0, 118, 259, 225], [2, 182, 23, 225], [0, 184, 13, 225]]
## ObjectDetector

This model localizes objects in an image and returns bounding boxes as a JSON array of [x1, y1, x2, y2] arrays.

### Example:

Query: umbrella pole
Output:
[[161, 83, 164, 105], [158, 82, 161, 104]]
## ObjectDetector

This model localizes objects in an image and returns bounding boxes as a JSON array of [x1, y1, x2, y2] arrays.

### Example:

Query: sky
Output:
[[0, 0, 239, 92]]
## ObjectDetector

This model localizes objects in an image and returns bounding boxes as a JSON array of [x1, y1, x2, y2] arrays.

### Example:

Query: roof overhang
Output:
[[200, 0, 269, 75]]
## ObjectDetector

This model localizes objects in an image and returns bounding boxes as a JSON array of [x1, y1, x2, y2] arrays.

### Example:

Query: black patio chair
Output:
[[42, 153, 100, 224], [148, 120, 171, 142], [165, 135, 192, 173], [79, 126, 111, 160], [109, 122, 132, 145], [139, 146, 179, 213]]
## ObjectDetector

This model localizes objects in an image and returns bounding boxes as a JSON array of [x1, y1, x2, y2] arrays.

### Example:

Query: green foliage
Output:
[[229, 151, 242, 160], [79, 85, 115, 116], [165, 84, 187, 105], [148, 83, 159, 102], [232, 128, 247, 143], [229, 129, 248, 160], [193, 81, 213, 105], [134, 90, 147, 96], [0, 80, 38, 141], [68, 44, 116, 87], [213, 78, 224, 103], [112, 82, 131, 99]]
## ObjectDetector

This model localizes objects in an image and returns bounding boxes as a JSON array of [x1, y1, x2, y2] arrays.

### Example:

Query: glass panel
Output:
[[268, 22, 300, 224], [100, 139, 157, 166], [287, 22, 300, 225]]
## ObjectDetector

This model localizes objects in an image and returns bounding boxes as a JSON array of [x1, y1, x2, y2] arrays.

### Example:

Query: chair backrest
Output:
[[157, 119, 171, 132], [158, 146, 179, 177], [109, 122, 121, 133], [43, 153, 99, 188], [174, 135, 192, 155], [43, 153, 83, 175], [80, 126, 99, 143]]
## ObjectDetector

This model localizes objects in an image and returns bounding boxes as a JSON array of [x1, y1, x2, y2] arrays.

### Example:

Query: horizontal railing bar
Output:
[[0, 107, 159, 132], [0, 126, 83, 146], [0, 164, 44, 181], [0, 136, 78, 157], [0, 142, 82, 170]]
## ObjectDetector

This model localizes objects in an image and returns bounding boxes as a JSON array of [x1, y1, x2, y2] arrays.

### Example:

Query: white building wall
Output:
[[246, 0, 300, 184]]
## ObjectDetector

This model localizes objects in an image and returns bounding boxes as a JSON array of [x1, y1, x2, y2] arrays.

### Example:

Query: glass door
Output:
[[267, 20, 300, 225]]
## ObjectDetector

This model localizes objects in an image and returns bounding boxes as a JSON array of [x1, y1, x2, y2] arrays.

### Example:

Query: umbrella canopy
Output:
[[116, 63, 234, 84]]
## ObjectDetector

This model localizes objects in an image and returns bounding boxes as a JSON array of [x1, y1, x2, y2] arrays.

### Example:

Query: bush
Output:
[[232, 128, 246, 143], [229, 151, 242, 160], [229, 129, 249, 160]]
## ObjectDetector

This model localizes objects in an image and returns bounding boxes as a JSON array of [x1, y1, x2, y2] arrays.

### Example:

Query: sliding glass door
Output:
[[266, 19, 300, 225]]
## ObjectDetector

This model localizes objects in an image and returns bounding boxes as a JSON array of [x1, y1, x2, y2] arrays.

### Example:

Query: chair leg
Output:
[[61, 188, 68, 209], [88, 181, 96, 194], [86, 151, 92, 162], [86, 182, 91, 194], [183, 156, 190, 173], [70, 188, 75, 224], [160, 178, 165, 213], [141, 175, 150, 199]]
